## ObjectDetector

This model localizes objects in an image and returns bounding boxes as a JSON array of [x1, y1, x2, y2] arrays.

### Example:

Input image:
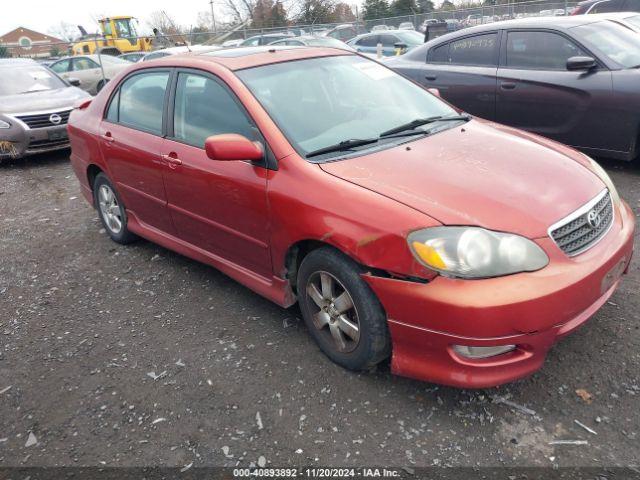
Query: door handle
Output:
[[500, 82, 517, 90], [425, 75, 437, 81], [162, 153, 182, 167], [101, 132, 114, 143]]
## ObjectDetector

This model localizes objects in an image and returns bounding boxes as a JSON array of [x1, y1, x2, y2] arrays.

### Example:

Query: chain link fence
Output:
[[2, 0, 582, 59]]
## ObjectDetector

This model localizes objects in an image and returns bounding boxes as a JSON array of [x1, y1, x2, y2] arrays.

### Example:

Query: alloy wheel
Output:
[[305, 271, 360, 353], [98, 184, 123, 234]]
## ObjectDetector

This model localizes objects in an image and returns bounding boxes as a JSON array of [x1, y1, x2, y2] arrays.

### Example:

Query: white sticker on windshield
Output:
[[28, 69, 50, 80], [354, 62, 394, 80]]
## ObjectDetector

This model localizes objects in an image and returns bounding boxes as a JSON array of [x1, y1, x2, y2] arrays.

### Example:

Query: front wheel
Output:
[[297, 247, 391, 371]]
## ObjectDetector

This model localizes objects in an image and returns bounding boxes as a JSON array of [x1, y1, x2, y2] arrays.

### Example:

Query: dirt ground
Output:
[[0, 151, 638, 472]]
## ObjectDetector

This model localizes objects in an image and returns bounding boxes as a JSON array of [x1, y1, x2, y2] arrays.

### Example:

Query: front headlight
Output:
[[408, 227, 549, 279], [586, 156, 621, 206], [0, 120, 10, 129]]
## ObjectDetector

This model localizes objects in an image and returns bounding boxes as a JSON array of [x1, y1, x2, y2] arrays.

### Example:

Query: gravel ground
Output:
[[0, 151, 638, 471]]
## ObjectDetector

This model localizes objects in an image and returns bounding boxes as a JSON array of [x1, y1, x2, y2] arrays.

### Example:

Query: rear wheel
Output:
[[93, 173, 137, 244], [297, 247, 391, 371]]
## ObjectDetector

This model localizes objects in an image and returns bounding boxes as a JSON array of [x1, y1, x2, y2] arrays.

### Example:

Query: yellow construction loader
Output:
[[72, 16, 154, 56]]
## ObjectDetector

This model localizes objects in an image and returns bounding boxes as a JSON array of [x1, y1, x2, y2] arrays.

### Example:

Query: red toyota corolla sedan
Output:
[[68, 46, 635, 388]]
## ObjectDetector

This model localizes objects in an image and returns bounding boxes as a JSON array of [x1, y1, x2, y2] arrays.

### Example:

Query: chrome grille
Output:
[[15, 109, 71, 129], [549, 190, 613, 256]]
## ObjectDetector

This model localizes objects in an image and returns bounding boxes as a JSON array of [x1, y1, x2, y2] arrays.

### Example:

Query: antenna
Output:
[[161, 10, 191, 51]]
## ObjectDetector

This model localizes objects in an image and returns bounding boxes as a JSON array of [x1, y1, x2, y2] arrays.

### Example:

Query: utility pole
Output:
[[209, 0, 217, 33]]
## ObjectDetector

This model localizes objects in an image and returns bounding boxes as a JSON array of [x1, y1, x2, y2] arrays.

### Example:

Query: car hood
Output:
[[319, 120, 604, 238], [0, 87, 89, 115]]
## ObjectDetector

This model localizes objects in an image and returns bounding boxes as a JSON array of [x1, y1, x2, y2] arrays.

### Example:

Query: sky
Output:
[[0, 0, 228, 37]]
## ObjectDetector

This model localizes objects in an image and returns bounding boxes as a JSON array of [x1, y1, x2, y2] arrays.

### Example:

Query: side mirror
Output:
[[427, 87, 441, 97], [566, 56, 596, 71], [68, 77, 81, 87], [205, 134, 263, 161]]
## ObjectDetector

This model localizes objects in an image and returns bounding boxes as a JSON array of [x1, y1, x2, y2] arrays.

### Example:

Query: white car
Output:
[[370, 25, 391, 32], [398, 22, 415, 30], [49, 55, 131, 95]]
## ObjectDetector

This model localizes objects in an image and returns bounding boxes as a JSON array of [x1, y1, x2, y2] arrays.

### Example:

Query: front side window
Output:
[[173, 72, 255, 148], [72, 57, 99, 71], [237, 55, 458, 160], [448, 33, 498, 66], [573, 21, 640, 68], [506, 31, 585, 70], [356, 35, 378, 47], [378, 34, 399, 47], [50, 59, 71, 73], [117, 71, 169, 134]]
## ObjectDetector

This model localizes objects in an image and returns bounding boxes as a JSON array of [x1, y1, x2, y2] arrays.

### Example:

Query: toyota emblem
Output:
[[49, 113, 62, 125], [586, 210, 602, 229]]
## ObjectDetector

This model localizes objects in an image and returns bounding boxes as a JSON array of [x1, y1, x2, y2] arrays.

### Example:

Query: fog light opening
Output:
[[453, 344, 516, 359]]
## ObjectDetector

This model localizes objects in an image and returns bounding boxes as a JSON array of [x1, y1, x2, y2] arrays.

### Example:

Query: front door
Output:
[[496, 30, 613, 150], [161, 70, 272, 277]]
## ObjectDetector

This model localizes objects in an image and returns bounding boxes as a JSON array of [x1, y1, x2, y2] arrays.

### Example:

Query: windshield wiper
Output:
[[379, 114, 470, 137], [305, 137, 379, 158]]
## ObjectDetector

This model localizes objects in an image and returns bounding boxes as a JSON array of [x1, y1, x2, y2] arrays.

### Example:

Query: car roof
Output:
[[438, 14, 612, 33], [144, 45, 353, 71]]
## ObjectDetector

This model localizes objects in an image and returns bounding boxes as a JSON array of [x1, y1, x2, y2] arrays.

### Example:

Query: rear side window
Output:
[[114, 71, 169, 135], [428, 43, 449, 62], [589, 0, 621, 12], [172, 72, 255, 148], [506, 31, 586, 70], [72, 57, 99, 71], [448, 33, 498, 66]]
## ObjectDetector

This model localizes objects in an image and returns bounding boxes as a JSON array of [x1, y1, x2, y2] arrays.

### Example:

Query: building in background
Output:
[[0, 27, 67, 58]]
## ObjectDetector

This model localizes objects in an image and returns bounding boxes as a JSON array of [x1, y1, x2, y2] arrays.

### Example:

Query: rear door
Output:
[[100, 69, 175, 234], [378, 33, 401, 56], [160, 69, 272, 276], [495, 29, 613, 150], [71, 57, 101, 93], [422, 32, 499, 120]]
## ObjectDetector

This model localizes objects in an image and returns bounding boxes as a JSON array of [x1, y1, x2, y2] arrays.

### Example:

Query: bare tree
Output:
[[146, 10, 183, 35], [47, 21, 78, 42]]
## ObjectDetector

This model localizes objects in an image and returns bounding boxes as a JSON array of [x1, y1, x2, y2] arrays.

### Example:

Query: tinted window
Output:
[[106, 90, 119, 121], [589, 0, 620, 12], [50, 59, 70, 73], [448, 33, 497, 66], [118, 71, 169, 134], [72, 57, 99, 71], [173, 73, 254, 148], [428, 43, 449, 62], [506, 31, 585, 69], [378, 34, 399, 47], [356, 35, 378, 47], [624, 0, 640, 11]]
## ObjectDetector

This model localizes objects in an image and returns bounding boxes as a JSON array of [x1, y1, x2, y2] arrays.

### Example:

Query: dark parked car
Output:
[[571, 0, 640, 14], [389, 16, 640, 161]]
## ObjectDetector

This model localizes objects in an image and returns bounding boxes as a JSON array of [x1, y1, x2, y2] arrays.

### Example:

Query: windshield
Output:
[[236, 55, 457, 160], [572, 21, 640, 68], [0, 65, 67, 96], [623, 14, 640, 30]]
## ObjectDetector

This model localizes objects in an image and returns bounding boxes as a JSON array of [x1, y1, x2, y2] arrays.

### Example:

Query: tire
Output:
[[93, 173, 137, 244], [297, 247, 391, 371]]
